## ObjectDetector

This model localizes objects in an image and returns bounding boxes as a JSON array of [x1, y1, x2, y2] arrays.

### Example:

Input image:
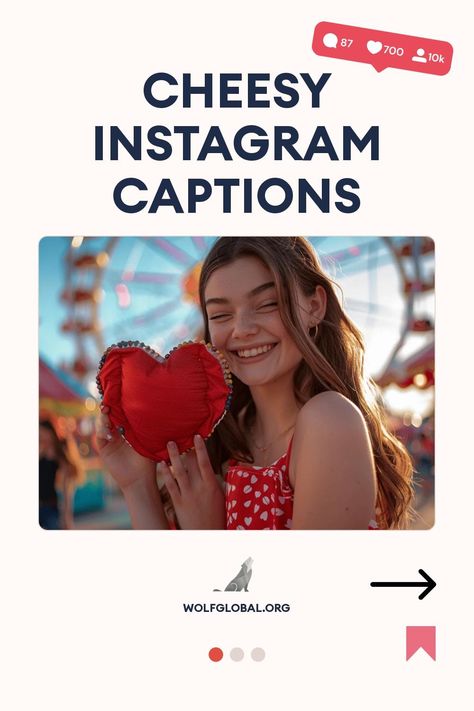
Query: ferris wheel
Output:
[[59, 236, 434, 391]]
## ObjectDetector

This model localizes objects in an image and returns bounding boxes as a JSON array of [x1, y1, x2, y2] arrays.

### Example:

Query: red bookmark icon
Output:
[[406, 626, 436, 661]]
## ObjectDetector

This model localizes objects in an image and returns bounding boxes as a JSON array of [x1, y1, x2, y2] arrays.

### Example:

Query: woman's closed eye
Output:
[[208, 312, 232, 321], [257, 301, 278, 311]]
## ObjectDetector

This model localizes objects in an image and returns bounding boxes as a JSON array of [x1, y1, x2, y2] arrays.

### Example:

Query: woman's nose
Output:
[[232, 311, 258, 338]]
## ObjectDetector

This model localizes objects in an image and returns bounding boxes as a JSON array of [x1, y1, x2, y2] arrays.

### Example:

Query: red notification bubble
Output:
[[312, 22, 453, 75]]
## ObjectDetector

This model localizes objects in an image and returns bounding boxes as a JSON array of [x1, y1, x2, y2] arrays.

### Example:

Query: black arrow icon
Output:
[[370, 569, 436, 600]]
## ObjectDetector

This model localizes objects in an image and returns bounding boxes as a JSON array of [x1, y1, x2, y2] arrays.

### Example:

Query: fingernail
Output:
[[167, 441, 175, 449], [194, 434, 202, 444], [106, 433, 113, 441]]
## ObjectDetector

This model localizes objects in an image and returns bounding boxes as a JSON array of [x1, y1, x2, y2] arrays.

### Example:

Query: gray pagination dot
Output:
[[230, 647, 244, 662], [251, 647, 265, 662]]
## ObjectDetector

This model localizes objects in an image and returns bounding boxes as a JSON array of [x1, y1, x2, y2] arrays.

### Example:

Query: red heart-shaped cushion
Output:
[[96, 341, 232, 462]]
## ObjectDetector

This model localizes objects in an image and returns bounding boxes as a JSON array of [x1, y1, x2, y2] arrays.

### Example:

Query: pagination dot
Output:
[[208, 647, 224, 662], [251, 647, 265, 661], [230, 647, 244, 661]]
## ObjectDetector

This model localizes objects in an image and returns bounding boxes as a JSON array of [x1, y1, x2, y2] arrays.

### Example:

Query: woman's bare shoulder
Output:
[[297, 391, 366, 431], [289, 391, 376, 526]]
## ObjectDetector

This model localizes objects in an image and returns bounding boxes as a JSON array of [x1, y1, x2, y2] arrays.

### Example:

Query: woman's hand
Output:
[[95, 405, 156, 492], [96, 405, 169, 529], [159, 435, 226, 530]]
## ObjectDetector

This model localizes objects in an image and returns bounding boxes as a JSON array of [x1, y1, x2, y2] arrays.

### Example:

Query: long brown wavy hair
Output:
[[199, 237, 414, 529]]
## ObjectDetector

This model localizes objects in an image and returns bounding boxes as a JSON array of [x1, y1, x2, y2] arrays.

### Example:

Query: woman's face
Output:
[[204, 255, 318, 388]]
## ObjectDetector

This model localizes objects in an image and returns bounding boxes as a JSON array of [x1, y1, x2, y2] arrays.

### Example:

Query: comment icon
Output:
[[323, 32, 338, 48]]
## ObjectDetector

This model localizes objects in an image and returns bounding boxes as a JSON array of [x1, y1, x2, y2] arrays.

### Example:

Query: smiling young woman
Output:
[[199, 237, 414, 530], [96, 237, 414, 530]]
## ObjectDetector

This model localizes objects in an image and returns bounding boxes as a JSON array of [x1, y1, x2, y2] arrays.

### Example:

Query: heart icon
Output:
[[367, 40, 383, 55], [97, 340, 232, 462]]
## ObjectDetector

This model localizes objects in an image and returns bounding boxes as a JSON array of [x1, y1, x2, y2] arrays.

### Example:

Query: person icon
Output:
[[412, 48, 427, 63]]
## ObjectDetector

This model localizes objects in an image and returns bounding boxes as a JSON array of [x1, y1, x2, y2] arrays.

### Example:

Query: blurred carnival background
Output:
[[39, 236, 434, 529]]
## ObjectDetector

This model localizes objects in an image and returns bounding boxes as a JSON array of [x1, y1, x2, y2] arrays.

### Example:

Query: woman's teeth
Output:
[[236, 344, 275, 358]]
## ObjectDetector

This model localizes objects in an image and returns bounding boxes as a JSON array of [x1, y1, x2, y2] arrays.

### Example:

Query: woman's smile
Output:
[[231, 342, 278, 362]]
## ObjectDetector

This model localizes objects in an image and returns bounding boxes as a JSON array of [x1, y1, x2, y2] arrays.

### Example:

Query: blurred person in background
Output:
[[39, 420, 83, 529]]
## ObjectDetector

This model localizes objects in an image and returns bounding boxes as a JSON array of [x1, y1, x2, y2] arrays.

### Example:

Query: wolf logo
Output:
[[213, 557, 254, 592]]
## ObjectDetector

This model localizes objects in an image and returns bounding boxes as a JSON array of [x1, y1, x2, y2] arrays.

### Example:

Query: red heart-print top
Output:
[[225, 440, 379, 530], [225, 451, 294, 530]]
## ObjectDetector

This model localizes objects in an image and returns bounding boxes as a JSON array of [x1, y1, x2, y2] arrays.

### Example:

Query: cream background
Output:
[[2, 1, 473, 709]]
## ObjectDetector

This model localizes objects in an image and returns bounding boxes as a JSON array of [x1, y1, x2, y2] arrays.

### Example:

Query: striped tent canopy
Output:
[[39, 356, 96, 416], [377, 342, 434, 390]]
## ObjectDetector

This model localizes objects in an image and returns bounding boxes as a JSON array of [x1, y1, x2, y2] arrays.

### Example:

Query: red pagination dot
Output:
[[208, 647, 224, 662]]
